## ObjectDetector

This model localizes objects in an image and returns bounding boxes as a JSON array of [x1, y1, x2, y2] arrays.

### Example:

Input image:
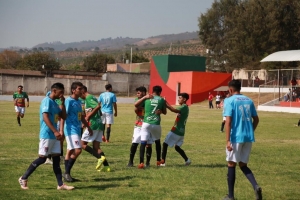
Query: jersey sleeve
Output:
[[250, 102, 257, 117], [41, 98, 52, 113], [24, 92, 28, 98], [13, 93, 16, 99], [223, 99, 233, 117], [113, 94, 117, 103], [65, 99, 71, 113]]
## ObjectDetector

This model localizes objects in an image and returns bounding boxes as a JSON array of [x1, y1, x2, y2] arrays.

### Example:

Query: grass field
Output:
[[1, 100, 300, 200]]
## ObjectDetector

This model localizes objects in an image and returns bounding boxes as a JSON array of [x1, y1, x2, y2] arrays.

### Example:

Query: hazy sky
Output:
[[0, 0, 214, 48]]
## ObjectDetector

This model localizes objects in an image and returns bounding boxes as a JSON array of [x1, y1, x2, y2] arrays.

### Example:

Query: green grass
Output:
[[0, 100, 300, 200]]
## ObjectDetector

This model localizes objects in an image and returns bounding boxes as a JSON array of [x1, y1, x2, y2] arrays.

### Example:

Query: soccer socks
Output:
[[146, 145, 152, 165], [100, 152, 109, 166], [17, 117, 20, 125], [22, 157, 47, 179], [240, 166, 258, 189], [52, 156, 63, 186], [65, 158, 76, 174], [298, 119, 300, 126], [175, 145, 188, 161], [84, 145, 100, 159], [129, 143, 139, 164], [221, 121, 225, 131], [161, 142, 168, 162], [106, 127, 111, 141], [227, 166, 236, 198], [64, 159, 69, 172], [139, 142, 146, 164], [155, 139, 161, 161]]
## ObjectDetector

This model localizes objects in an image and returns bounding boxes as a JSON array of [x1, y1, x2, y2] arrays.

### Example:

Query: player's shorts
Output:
[[226, 142, 252, 163], [101, 112, 114, 124], [65, 134, 82, 150], [216, 101, 221, 105], [140, 122, 161, 144], [38, 139, 61, 156], [15, 106, 25, 114], [81, 129, 103, 142], [132, 126, 142, 143], [223, 117, 226, 121], [164, 131, 184, 147]]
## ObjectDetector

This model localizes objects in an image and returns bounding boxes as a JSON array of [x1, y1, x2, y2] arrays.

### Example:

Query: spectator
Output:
[[208, 92, 214, 109], [291, 77, 297, 90], [254, 76, 260, 87]]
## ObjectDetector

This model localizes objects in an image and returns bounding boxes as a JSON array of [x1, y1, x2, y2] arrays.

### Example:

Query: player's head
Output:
[[71, 81, 83, 97], [51, 82, 65, 99], [81, 85, 88, 99], [136, 86, 147, 98], [228, 79, 241, 94], [18, 85, 23, 92], [178, 93, 189, 105], [105, 84, 112, 91], [152, 85, 162, 95]]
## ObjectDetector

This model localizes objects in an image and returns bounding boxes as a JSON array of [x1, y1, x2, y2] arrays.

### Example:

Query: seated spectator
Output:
[[284, 89, 291, 102]]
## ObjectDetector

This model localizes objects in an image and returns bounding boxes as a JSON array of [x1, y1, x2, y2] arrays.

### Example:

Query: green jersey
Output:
[[79, 97, 86, 115], [171, 104, 189, 136], [85, 94, 103, 130], [13, 92, 28, 107], [135, 97, 145, 127], [143, 96, 166, 125]]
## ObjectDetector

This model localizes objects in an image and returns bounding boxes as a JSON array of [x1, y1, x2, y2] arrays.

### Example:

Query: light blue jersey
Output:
[[223, 94, 257, 143], [99, 92, 117, 114], [40, 97, 61, 139], [64, 97, 82, 136]]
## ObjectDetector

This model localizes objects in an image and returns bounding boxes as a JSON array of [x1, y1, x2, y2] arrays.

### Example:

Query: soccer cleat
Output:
[[18, 177, 28, 190], [44, 158, 53, 165], [138, 163, 145, 169], [254, 185, 262, 200], [18, 123, 21, 126], [96, 156, 106, 170], [185, 158, 191, 166], [160, 163, 166, 167], [63, 173, 73, 182], [156, 160, 164, 166], [145, 163, 150, 168], [222, 195, 235, 200], [57, 184, 74, 190], [127, 162, 134, 167], [102, 136, 106, 142], [98, 166, 111, 172]]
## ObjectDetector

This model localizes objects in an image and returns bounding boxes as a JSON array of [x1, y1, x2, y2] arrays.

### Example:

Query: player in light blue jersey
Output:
[[18, 83, 74, 190], [222, 80, 261, 200], [63, 82, 92, 182], [98, 84, 117, 142]]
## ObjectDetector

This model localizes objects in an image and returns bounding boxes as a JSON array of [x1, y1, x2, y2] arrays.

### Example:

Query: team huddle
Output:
[[15, 80, 262, 200]]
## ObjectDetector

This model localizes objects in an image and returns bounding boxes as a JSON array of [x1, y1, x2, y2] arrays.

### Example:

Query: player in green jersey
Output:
[[135, 85, 167, 168], [81, 86, 110, 172], [160, 93, 191, 166], [13, 85, 29, 126]]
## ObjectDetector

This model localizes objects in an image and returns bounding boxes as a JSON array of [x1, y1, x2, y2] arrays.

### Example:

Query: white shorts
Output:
[[101, 112, 114, 124], [65, 134, 82, 150], [15, 106, 25, 114], [81, 129, 103, 142], [132, 126, 141, 143], [164, 131, 184, 147], [226, 142, 252, 163], [38, 139, 61, 156], [223, 117, 226, 121], [140, 122, 161, 144]]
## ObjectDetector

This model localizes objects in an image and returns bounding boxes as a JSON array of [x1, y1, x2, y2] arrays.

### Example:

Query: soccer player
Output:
[[135, 85, 166, 168], [208, 92, 214, 109], [216, 92, 221, 109], [81, 86, 111, 172], [63, 82, 92, 182], [127, 86, 150, 167], [18, 82, 74, 190], [222, 80, 262, 200], [13, 85, 29, 126], [99, 84, 117, 143], [160, 93, 191, 166]]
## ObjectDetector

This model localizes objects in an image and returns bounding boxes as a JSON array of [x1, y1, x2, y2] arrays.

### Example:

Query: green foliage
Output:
[[198, 0, 300, 72], [83, 53, 115, 72], [124, 52, 149, 63], [17, 52, 60, 70], [0, 50, 21, 69]]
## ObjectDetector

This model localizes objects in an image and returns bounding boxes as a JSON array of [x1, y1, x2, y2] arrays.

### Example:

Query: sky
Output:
[[0, 0, 214, 48]]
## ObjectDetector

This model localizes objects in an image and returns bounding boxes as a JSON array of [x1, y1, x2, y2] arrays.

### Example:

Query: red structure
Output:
[[150, 55, 232, 105]]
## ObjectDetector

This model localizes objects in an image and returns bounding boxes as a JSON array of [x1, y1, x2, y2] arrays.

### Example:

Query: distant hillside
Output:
[[33, 31, 199, 51]]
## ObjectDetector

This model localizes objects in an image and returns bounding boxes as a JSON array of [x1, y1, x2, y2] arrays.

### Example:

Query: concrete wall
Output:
[[0, 72, 150, 96]]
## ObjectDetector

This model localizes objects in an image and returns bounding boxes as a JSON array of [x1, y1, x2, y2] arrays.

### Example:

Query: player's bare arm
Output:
[[81, 114, 93, 136], [59, 96, 67, 120], [166, 101, 180, 113], [43, 113, 62, 140], [225, 116, 232, 151], [26, 97, 29, 107], [113, 102, 117, 117], [252, 116, 259, 131], [86, 103, 101, 121], [134, 94, 153, 107]]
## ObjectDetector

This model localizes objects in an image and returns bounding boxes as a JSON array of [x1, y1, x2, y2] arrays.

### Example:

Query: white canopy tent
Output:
[[260, 50, 300, 62]]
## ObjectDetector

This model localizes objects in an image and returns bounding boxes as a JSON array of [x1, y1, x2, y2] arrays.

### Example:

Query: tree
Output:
[[124, 52, 149, 63], [17, 52, 60, 71], [83, 53, 115, 72], [0, 50, 21, 69], [198, 0, 300, 72], [65, 47, 73, 51], [94, 47, 100, 51]]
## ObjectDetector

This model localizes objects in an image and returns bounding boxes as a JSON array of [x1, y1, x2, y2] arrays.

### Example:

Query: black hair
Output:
[[228, 79, 241, 92], [18, 85, 23, 88], [105, 84, 112, 90], [82, 85, 87, 92], [136, 86, 147, 93], [71, 82, 83, 94], [179, 93, 189, 101], [152, 85, 162, 95], [51, 82, 64, 90]]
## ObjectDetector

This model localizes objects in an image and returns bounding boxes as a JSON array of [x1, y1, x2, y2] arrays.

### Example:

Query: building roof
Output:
[[261, 50, 300, 62]]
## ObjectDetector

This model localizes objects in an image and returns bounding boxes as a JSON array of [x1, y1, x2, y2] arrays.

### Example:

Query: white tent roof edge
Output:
[[260, 50, 300, 62]]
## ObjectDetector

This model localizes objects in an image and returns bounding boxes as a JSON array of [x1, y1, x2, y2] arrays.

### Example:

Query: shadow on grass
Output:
[[76, 183, 120, 190], [172, 163, 227, 168], [93, 175, 133, 182]]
